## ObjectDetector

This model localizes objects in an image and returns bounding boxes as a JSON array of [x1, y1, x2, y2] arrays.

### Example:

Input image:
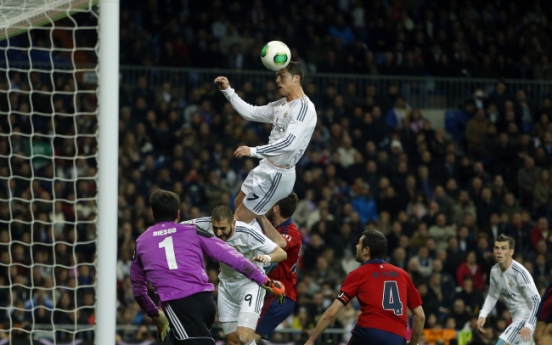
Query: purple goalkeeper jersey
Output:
[[130, 221, 267, 317]]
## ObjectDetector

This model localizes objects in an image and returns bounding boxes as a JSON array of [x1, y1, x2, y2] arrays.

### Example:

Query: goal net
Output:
[[0, 0, 100, 343]]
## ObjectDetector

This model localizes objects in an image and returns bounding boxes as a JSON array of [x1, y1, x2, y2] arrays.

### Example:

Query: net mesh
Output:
[[0, 1, 98, 342]]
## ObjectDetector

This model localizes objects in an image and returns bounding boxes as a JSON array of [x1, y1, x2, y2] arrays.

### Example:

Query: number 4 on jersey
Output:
[[382, 281, 403, 315]]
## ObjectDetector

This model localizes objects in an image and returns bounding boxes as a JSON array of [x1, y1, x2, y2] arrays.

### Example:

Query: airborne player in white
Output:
[[214, 61, 316, 225], [477, 234, 541, 345]]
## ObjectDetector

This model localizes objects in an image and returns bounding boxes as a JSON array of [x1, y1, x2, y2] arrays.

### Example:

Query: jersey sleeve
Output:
[[337, 269, 362, 305], [221, 87, 274, 123], [479, 270, 500, 318], [250, 100, 312, 158], [237, 226, 278, 254], [517, 272, 541, 331], [197, 231, 267, 286], [129, 251, 159, 318]]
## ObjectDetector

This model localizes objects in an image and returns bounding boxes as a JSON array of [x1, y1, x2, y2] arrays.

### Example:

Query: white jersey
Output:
[[221, 87, 316, 168], [181, 218, 277, 282], [479, 260, 541, 331]]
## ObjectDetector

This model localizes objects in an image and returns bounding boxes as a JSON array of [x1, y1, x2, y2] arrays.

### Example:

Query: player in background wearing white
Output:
[[477, 234, 541, 345], [214, 61, 317, 225], [183, 206, 287, 345]]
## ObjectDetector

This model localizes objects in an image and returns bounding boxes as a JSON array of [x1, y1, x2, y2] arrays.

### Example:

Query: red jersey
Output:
[[267, 218, 301, 301], [337, 259, 422, 340]]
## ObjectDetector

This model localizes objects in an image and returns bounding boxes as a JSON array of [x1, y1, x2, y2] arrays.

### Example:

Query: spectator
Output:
[[433, 186, 455, 223], [465, 108, 490, 158], [530, 217, 551, 250], [409, 246, 433, 278], [517, 156, 541, 208], [351, 179, 377, 225], [533, 169, 552, 217], [455, 251, 485, 290], [429, 214, 456, 251]]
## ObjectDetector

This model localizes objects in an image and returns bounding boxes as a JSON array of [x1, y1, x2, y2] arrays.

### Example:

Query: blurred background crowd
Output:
[[120, 0, 552, 79], [1, 0, 552, 344]]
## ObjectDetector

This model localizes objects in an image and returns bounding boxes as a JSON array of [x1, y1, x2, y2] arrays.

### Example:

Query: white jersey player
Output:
[[183, 206, 287, 345], [477, 234, 541, 345], [214, 61, 317, 225]]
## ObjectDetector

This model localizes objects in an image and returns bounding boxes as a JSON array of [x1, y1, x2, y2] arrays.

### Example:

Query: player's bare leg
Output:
[[234, 191, 245, 210], [540, 323, 552, 345], [535, 321, 546, 344], [234, 203, 257, 225]]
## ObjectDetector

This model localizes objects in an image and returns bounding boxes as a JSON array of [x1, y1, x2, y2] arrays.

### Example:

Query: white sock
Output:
[[244, 340, 256, 345]]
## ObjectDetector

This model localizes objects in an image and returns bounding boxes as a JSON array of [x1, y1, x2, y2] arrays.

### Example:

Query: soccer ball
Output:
[[260, 41, 291, 71]]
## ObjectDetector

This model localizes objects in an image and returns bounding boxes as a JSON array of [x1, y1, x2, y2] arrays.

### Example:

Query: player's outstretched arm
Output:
[[257, 215, 287, 248], [408, 306, 425, 345], [214, 75, 274, 123], [197, 229, 267, 286], [304, 300, 344, 345], [478, 273, 500, 326]]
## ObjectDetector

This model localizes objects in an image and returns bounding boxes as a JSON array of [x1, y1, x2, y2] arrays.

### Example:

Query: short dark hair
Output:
[[275, 192, 299, 218], [150, 189, 180, 222], [361, 230, 387, 260], [212, 205, 233, 222], [285, 61, 304, 85], [495, 234, 515, 250]]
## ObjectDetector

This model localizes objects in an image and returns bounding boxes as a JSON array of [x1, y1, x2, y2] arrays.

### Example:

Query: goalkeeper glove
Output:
[[262, 278, 286, 304], [152, 309, 171, 342]]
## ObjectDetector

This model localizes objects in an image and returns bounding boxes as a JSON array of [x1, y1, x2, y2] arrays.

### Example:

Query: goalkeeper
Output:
[[130, 190, 285, 345]]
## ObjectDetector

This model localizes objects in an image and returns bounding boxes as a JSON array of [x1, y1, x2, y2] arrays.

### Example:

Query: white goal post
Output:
[[0, 0, 118, 344]]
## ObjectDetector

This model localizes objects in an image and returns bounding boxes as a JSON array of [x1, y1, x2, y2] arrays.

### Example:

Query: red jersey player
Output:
[[305, 230, 425, 345], [255, 192, 302, 341]]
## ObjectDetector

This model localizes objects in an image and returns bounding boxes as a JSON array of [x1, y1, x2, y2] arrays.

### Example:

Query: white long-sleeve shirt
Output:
[[221, 87, 317, 168], [479, 260, 541, 331]]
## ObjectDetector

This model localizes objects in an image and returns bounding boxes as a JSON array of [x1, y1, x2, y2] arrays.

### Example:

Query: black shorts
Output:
[[163, 292, 216, 342]]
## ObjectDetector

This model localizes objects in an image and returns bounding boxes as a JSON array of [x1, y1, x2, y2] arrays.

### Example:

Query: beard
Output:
[[355, 251, 364, 263]]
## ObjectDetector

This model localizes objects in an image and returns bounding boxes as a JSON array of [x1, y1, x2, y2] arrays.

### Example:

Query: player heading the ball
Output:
[[214, 60, 316, 225]]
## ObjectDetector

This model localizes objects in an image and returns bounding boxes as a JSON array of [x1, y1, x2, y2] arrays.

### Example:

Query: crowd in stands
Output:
[[120, 0, 552, 79]]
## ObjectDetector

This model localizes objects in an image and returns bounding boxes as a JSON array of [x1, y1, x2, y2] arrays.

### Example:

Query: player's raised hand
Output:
[[214, 76, 230, 90], [476, 317, 486, 333], [519, 327, 531, 342], [262, 278, 286, 304], [234, 146, 251, 158]]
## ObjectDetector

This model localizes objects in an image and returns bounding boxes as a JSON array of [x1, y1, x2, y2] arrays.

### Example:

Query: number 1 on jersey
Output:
[[159, 236, 178, 270], [382, 281, 403, 315]]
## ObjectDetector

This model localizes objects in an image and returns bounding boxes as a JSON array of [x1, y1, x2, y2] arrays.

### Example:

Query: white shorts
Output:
[[499, 319, 532, 345], [218, 279, 266, 327], [241, 159, 296, 215]]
